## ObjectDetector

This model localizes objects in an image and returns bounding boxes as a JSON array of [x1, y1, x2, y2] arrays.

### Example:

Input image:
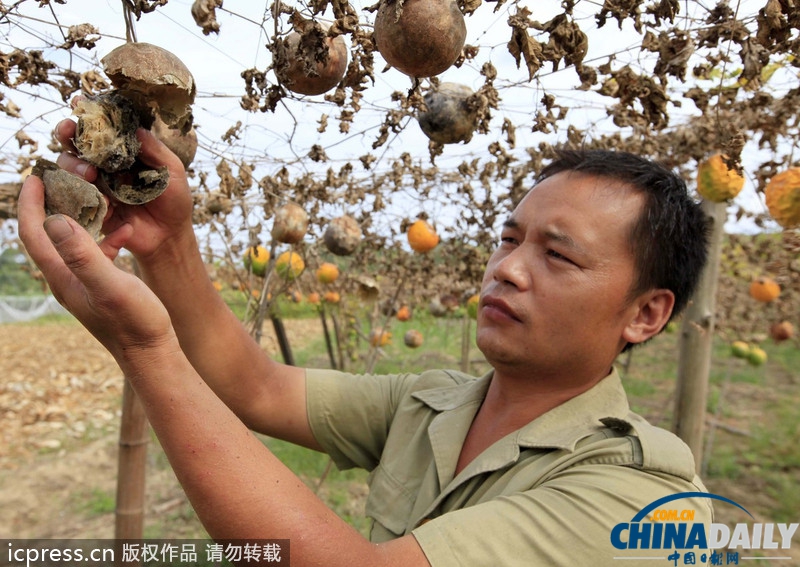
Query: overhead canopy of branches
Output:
[[1, 0, 799, 296]]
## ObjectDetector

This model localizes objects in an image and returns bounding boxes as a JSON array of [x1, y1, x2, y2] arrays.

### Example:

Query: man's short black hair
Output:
[[537, 149, 712, 346]]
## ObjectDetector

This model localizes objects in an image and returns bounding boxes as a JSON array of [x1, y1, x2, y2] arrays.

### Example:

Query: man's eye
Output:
[[547, 249, 571, 262], [500, 236, 517, 245]]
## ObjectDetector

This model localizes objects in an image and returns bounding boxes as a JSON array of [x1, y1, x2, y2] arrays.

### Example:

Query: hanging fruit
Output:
[[764, 168, 800, 229], [417, 83, 479, 144], [275, 251, 305, 280], [407, 219, 439, 253], [696, 154, 745, 202], [244, 245, 270, 277], [324, 215, 362, 256], [373, 0, 466, 78], [274, 24, 349, 96], [272, 202, 309, 244], [748, 276, 780, 303]]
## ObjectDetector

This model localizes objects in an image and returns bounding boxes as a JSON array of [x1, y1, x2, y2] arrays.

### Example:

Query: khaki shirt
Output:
[[306, 368, 714, 566]]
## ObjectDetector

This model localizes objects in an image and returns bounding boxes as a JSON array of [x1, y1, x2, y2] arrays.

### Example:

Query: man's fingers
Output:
[[55, 118, 79, 152], [136, 128, 183, 173], [43, 214, 117, 300], [17, 175, 60, 272]]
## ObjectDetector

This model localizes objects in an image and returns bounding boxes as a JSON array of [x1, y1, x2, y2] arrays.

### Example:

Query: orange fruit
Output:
[[396, 305, 411, 321], [696, 154, 744, 203], [316, 262, 340, 284], [407, 219, 439, 253], [275, 251, 305, 280], [307, 292, 321, 305], [323, 291, 341, 304], [748, 276, 780, 303], [764, 167, 800, 228], [466, 294, 480, 319], [243, 245, 270, 277], [369, 328, 392, 347]]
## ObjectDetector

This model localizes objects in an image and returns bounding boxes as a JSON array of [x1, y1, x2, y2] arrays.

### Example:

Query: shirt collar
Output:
[[412, 368, 632, 452]]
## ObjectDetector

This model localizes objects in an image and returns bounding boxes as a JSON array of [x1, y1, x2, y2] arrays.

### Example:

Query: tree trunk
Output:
[[673, 200, 727, 472]]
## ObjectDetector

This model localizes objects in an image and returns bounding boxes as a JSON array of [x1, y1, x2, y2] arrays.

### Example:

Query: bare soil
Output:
[[0, 318, 325, 540]]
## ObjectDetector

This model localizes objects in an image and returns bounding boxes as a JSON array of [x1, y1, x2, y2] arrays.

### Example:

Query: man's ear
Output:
[[622, 289, 676, 346]]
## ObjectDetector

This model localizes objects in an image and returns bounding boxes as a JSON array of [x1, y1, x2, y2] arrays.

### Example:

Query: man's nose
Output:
[[491, 248, 529, 290]]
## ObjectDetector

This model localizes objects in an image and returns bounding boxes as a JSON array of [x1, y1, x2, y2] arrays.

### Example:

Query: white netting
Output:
[[0, 296, 69, 324]]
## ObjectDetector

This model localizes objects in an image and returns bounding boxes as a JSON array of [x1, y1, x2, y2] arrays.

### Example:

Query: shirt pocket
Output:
[[365, 463, 417, 539]]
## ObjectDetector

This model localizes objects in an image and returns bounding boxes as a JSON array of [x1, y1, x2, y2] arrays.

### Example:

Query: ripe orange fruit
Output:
[[307, 292, 321, 305], [764, 167, 800, 228], [316, 262, 340, 284], [396, 305, 411, 321], [407, 219, 439, 253], [369, 328, 392, 347], [323, 291, 341, 304], [696, 154, 745, 203], [275, 251, 305, 280], [748, 276, 780, 303]]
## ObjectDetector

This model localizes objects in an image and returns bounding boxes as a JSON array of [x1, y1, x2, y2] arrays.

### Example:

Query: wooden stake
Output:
[[114, 377, 148, 541], [673, 200, 727, 472]]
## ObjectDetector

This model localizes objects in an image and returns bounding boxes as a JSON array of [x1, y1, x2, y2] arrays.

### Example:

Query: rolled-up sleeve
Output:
[[305, 368, 417, 472]]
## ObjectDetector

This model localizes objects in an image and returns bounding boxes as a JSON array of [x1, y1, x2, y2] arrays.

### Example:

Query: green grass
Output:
[[74, 487, 117, 516]]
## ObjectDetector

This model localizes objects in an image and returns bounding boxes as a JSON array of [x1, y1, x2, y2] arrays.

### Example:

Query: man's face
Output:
[[476, 170, 646, 380]]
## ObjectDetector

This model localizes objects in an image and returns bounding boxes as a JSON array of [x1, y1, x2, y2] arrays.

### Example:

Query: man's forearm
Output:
[[120, 343, 429, 567], [132, 230, 308, 441]]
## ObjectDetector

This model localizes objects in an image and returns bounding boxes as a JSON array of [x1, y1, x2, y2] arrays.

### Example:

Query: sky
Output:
[[0, 0, 787, 244]]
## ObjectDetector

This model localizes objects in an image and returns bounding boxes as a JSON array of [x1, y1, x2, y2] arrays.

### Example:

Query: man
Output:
[[18, 122, 713, 566]]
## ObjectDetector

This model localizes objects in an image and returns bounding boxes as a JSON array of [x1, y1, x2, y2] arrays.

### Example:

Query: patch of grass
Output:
[[74, 487, 116, 516]]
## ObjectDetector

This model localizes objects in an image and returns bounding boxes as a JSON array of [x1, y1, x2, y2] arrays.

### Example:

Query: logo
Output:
[[610, 492, 799, 565]]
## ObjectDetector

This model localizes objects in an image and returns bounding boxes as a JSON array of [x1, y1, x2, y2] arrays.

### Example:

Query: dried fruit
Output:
[[243, 245, 270, 277], [73, 92, 141, 173], [403, 329, 424, 348], [272, 202, 309, 244], [32, 159, 107, 238], [407, 219, 439, 253], [275, 251, 305, 280], [696, 154, 744, 203], [748, 276, 780, 303], [417, 83, 479, 144], [764, 167, 800, 229], [151, 115, 198, 169], [101, 42, 196, 132], [374, 0, 466, 78], [769, 321, 794, 342], [316, 262, 340, 284], [274, 26, 348, 96], [324, 215, 362, 256]]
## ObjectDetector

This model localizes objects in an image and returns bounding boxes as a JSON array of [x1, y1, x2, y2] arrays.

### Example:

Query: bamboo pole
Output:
[[114, 376, 149, 540], [673, 200, 727, 472]]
